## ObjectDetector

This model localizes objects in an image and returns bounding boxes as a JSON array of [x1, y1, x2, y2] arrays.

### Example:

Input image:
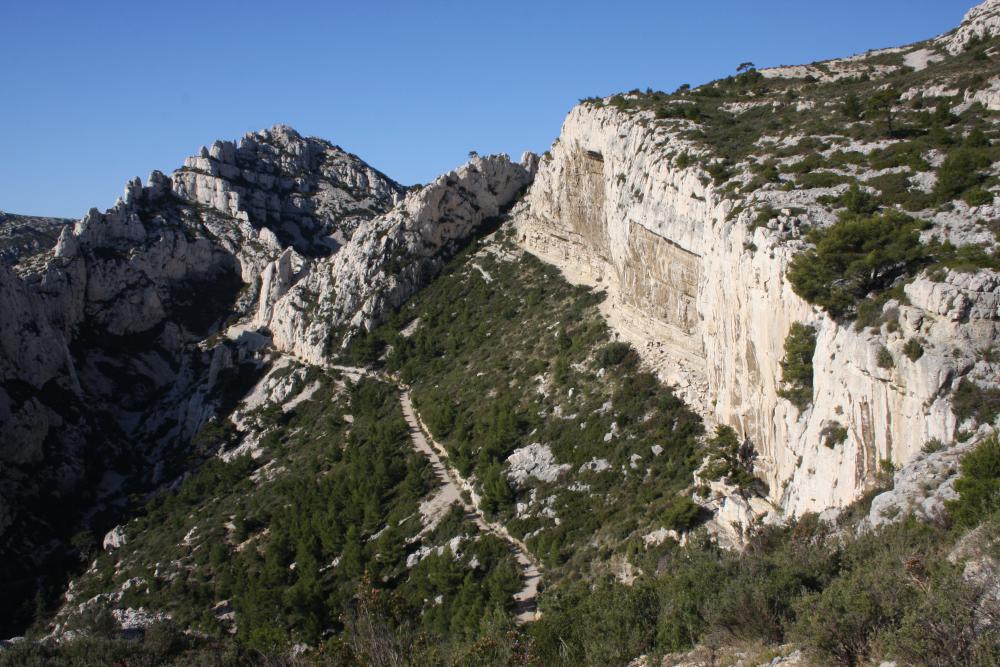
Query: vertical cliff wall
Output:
[[514, 104, 999, 522]]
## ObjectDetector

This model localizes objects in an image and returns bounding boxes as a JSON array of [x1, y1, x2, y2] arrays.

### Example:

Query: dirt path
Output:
[[399, 389, 541, 624], [328, 365, 542, 622]]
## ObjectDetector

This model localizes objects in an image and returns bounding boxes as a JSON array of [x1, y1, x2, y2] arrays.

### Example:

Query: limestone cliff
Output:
[[514, 9, 1000, 533]]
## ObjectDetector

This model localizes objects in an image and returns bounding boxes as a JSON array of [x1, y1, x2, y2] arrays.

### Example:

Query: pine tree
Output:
[[341, 525, 365, 578]]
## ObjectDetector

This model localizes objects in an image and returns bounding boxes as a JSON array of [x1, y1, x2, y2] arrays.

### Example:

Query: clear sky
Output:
[[0, 0, 978, 218]]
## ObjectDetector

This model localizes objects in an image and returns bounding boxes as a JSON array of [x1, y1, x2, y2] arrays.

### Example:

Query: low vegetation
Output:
[[777, 323, 817, 411], [701, 425, 767, 496], [10, 434, 998, 666]]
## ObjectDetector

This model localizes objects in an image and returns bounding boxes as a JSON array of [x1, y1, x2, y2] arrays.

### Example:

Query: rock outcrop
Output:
[[939, 0, 1000, 54], [262, 153, 534, 362]]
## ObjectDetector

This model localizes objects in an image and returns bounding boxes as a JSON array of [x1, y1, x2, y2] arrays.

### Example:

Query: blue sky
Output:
[[0, 0, 977, 218]]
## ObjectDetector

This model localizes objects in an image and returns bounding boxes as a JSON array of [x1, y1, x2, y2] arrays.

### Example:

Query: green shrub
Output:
[[785, 154, 824, 174], [654, 543, 728, 651], [706, 161, 734, 185], [787, 211, 932, 319], [922, 439, 946, 455], [662, 496, 704, 532], [902, 338, 924, 361], [778, 323, 817, 412], [701, 425, 765, 495], [703, 531, 834, 645], [855, 301, 883, 332], [840, 181, 879, 215], [880, 562, 1000, 667], [963, 187, 994, 207], [868, 142, 931, 172], [821, 422, 849, 449], [865, 172, 934, 211], [598, 341, 636, 368], [934, 241, 1000, 273], [531, 579, 660, 665], [946, 436, 1000, 528], [842, 93, 863, 120], [877, 346, 894, 369], [792, 558, 915, 666], [797, 171, 852, 189], [865, 87, 901, 136], [480, 462, 514, 515], [934, 147, 991, 203], [952, 379, 1000, 426], [751, 204, 780, 231]]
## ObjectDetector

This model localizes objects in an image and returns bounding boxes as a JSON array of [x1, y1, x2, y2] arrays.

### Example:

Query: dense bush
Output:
[[840, 181, 879, 215], [934, 146, 991, 204], [947, 435, 1000, 528], [902, 337, 924, 361], [598, 341, 637, 368], [792, 556, 916, 666], [777, 323, 817, 411], [701, 425, 765, 495], [531, 578, 660, 665], [821, 422, 848, 449], [662, 496, 705, 532], [952, 379, 1000, 426], [787, 212, 931, 319]]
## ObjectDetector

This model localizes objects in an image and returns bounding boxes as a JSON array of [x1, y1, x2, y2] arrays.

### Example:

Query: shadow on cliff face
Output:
[[0, 263, 252, 637]]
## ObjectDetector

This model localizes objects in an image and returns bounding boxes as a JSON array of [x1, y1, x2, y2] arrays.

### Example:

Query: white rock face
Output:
[[514, 103, 1000, 522], [864, 441, 972, 530], [903, 48, 944, 72], [938, 0, 1000, 55], [579, 458, 611, 473], [102, 526, 127, 551], [506, 443, 571, 486], [112, 607, 169, 632], [958, 76, 1000, 113], [263, 153, 534, 362]]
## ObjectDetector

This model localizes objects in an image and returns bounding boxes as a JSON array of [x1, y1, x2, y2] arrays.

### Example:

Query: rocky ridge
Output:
[[2, 1, 1000, 652], [0, 124, 533, 635], [939, 0, 1000, 55], [261, 153, 535, 363]]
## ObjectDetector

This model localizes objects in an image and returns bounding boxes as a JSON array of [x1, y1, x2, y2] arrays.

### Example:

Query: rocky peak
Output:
[[172, 125, 406, 258]]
